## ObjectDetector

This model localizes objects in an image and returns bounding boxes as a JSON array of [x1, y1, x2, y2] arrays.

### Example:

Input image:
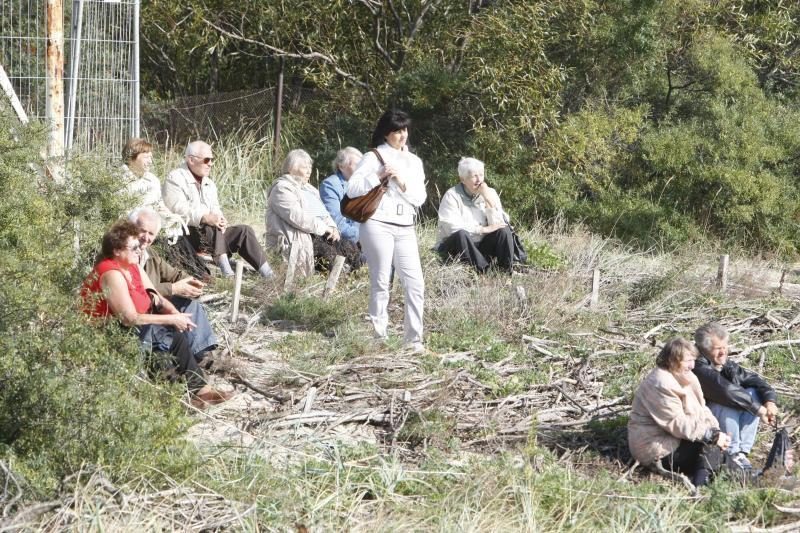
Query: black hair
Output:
[[370, 109, 411, 148]]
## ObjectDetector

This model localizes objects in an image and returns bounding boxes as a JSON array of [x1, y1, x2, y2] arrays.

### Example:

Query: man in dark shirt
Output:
[[693, 322, 779, 471], [130, 207, 217, 362]]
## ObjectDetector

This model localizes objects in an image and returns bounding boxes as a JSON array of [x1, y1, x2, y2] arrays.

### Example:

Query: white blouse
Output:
[[347, 143, 427, 226]]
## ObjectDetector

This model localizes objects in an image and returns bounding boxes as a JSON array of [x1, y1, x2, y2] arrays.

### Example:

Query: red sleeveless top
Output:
[[81, 258, 151, 318]]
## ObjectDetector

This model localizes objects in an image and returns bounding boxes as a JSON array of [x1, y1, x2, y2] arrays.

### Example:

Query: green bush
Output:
[[0, 110, 195, 496]]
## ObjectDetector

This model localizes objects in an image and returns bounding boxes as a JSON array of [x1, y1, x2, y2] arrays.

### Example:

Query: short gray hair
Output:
[[282, 149, 313, 176], [332, 147, 363, 172], [694, 322, 729, 357], [185, 140, 211, 158], [457, 157, 485, 179], [128, 206, 161, 232]]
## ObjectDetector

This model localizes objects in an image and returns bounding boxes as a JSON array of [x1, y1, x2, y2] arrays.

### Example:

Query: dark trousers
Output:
[[139, 326, 207, 393], [439, 227, 515, 273], [660, 439, 722, 487], [311, 235, 363, 272], [188, 223, 267, 271]]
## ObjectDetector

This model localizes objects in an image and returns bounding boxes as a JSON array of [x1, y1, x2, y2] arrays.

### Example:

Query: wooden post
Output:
[[0, 66, 29, 124], [302, 387, 317, 413], [45, 0, 65, 175], [590, 268, 600, 308], [284, 241, 299, 292], [323, 255, 346, 299], [717, 254, 729, 292], [780, 268, 787, 295], [514, 285, 527, 306], [230, 260, 245, 322], [273, 57, 284, 163]]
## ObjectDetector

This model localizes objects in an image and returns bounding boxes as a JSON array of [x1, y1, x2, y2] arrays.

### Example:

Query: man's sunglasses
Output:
[[189, 155, 215, 164]]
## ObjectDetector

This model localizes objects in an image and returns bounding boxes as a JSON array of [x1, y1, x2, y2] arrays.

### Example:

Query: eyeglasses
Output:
[[126, 243, 142, 253], [189, 155, 215, 164]]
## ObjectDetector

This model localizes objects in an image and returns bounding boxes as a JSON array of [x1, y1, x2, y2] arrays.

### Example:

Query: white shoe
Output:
[[403, 342, 425, 355]]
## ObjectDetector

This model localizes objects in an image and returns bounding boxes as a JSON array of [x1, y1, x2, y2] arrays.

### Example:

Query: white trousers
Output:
[[359, 219, 424, 344]]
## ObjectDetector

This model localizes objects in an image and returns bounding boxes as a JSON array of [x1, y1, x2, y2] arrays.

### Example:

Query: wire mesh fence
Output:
[[142, 88, 276, 147], [0, 0, 140, 154]]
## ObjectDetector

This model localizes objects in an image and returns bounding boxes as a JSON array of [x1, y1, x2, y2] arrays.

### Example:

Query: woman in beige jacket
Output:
[[628, 338, 730, 486], [266, 149, 363, 277]]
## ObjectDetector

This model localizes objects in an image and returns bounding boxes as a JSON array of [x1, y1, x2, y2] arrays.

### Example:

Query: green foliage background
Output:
[[143, 0, 800, 254]]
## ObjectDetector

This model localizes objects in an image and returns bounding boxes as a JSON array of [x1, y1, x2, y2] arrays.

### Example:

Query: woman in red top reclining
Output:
[[82, 220, 232, 408]]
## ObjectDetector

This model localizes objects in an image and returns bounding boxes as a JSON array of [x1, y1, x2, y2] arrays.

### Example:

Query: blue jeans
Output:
[[708, 387, 760, 455], [170, 297, 218, 359], [139, 298, 217, 360]]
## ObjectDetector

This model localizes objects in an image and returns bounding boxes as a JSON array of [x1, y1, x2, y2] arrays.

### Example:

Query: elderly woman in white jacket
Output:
[[346, 110, 427, 353], [121, 137, 185, 243], [436, 157, 518, 273], [266, 149, 342, 278]]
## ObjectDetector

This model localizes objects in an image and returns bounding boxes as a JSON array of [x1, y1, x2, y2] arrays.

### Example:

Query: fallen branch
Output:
[[734, 339, 800, 361]]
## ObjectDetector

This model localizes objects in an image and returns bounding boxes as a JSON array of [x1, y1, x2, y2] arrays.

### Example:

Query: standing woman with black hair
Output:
[[347, 110, 427, 353]]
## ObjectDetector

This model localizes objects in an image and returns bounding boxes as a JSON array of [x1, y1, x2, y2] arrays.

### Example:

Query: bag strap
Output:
[[371, 148, 385, 166]]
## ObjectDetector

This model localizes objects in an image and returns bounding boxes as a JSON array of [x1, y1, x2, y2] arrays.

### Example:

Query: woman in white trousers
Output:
[[347, 110, 427, 353]]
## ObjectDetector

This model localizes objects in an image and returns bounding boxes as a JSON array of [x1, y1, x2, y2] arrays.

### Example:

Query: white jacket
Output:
[[121, 165, 187, 243], [162, 164, 222, 227], [436, 184, 506, 246], [347, 143, 426, 226]]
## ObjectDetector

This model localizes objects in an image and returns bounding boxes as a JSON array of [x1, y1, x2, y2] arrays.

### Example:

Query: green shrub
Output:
[[0, 110, 195, 496]]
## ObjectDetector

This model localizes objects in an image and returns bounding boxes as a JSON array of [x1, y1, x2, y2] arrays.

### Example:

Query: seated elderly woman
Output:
[[81, 220, 232, 408], [320, 147, 364, 244], [266, 149, 362, 276], [121, 137, 185, 243], [628, 338, 730, 487], [436, 157, 524, 273]]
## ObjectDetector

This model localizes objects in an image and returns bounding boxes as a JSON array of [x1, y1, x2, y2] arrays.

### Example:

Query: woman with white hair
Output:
[[266, 149, 361, 277], [320, 147, 364, 243], [436, 157, 520, 273]]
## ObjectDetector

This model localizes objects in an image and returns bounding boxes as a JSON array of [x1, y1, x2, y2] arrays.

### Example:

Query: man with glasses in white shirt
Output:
[[163, 141, 274, 278]]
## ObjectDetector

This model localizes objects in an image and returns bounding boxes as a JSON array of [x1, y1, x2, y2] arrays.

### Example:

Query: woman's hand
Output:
[[381, 164, 407, 192], [482, 223, 507, 235], [324, 228, 341, 242], [716, 432, 731, 451], [170, 313, 197, 333]]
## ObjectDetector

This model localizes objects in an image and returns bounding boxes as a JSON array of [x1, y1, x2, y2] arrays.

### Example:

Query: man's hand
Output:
[[477, 183, 500, 209], [476, 182, 493, 207], [202, 212, 227, 232], [764, 401, 779, 425], [716, 432, 731, 451], [172, 276, 204, 298]]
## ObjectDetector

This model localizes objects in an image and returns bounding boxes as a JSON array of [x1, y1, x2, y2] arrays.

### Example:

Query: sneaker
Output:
[[731, 452, 754, 471]]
